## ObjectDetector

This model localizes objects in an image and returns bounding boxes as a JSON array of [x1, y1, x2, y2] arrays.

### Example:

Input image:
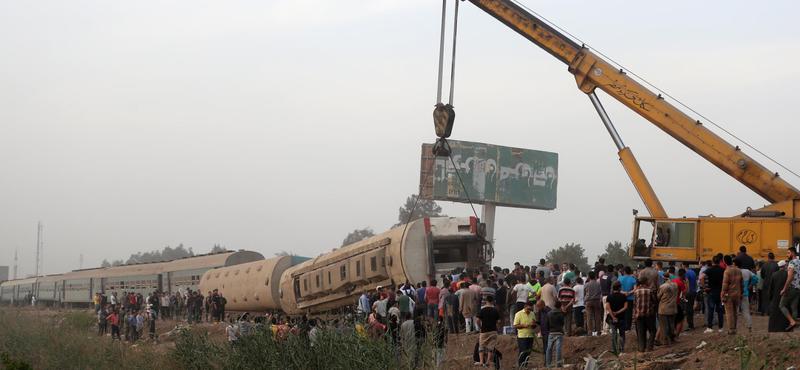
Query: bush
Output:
[[171, 321, 445, 370]]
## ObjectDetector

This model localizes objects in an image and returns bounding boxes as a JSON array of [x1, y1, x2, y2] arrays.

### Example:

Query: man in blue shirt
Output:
[[617, 266, 637, 331], [417, 281, 427, 306], [358, 291, 371, 320], [681, 262, 698, 329]]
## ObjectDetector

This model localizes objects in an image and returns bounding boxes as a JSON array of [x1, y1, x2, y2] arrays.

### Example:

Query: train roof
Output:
[[62, 267, 109, 280], [37, 274, 65, 283], [0, 277, 39, 286], [161, 250, 265, 272], [104, 263, 162, 277]]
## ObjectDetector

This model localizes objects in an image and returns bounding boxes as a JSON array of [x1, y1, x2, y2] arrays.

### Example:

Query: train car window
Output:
[[340, 266, 346, 281], [371, 257, 377, 272], [328, 272, 332, 285], [316, 275, 320, 288], [356, 261, 361, 276], [381, 257, 386, 267], [303, 279, 307, 291]]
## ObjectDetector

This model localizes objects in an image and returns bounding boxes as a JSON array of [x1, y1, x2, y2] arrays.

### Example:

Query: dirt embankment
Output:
[[443, 313, 800, 369]]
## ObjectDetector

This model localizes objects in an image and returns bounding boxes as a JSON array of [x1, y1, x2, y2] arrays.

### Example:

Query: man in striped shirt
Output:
[[558, 278, 575, 336], [634, 276, 657, 352], [721, 255, 744, 335]]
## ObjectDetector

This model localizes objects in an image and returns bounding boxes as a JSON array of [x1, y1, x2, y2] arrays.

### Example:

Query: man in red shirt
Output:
[[108, 309, 121, 341], [424, 279, 441, 323], [669, 268, 687, 340]]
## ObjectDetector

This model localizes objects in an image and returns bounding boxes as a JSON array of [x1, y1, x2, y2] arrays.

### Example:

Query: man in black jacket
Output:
[[545, 301, 565, 367], [760, 253, 779, 315]]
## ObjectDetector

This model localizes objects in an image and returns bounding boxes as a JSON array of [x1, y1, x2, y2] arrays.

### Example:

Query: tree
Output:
[[124, 244, 194, 265], [597, 241, 636, 268], [210, 244, 228, 253], [544, 243, 591, 274], [100, 259, 111, 268], [341, 227, 375, 247], [274, 250, 295, 257], [111, 259, 124, 267], [393, 194, 446, 228]]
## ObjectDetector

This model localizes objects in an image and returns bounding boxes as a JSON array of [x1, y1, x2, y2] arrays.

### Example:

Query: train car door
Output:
[[165, 273, 172, 294], [158, 275, 164, 293]]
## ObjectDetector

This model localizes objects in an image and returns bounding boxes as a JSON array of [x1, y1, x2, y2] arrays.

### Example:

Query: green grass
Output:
[[0, 309, 446, 370], [0, 309, 172, 370], [170, 323, 445, 370]]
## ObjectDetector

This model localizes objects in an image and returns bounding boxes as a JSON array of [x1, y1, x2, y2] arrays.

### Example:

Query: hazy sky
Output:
[[1, 0, 799, 278]]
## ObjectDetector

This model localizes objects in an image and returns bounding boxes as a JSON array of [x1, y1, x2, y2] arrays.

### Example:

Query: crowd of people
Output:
[[353, 245, 797, 368], [92, 288, 229, 342], [83, 244, 800, 368]]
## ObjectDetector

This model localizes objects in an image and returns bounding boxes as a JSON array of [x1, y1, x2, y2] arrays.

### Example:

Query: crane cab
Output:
[[632, 217, 700, 262], [632, 207, 798, 263]]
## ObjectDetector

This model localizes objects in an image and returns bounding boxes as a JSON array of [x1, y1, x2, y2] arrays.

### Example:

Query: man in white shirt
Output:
[[510, 275, 534, 333], [572, 277, 586, 331]]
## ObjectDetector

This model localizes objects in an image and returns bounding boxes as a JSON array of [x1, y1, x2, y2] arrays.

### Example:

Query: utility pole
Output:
[[79, 254, 83, 269], [13, 248, 18, 280], [35, 222, 43, 277]]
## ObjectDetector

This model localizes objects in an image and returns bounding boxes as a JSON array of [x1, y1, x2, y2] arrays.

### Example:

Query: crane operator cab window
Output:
[[633, 219, 697, 258], [654, 221, 696, 249], [633, 219, 655, 258]]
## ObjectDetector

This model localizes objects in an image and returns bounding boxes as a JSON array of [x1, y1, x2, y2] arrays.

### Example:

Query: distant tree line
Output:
[[99, 243, 228, 268]]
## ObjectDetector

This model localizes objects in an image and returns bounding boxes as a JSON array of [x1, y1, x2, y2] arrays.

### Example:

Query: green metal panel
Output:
[[421, 141, 558, 210]]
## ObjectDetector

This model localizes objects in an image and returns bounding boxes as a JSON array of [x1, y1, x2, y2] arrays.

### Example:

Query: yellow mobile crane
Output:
[[456, 0, 800, 262]]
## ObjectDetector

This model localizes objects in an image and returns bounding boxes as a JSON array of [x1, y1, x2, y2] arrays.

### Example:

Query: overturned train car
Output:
[[201, 217, 491, 315]]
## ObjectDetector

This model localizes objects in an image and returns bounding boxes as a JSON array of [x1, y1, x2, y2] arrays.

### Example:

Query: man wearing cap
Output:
[[211, 289, 222, 324], [760, 253, 779, 316], [769, 260, 790, 332]]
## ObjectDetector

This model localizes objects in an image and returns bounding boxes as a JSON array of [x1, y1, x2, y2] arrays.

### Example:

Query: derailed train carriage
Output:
[[200, 217, 492, 315], [0, 250, 265, 307]]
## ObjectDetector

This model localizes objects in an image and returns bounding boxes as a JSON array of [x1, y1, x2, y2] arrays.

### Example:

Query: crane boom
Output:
[[468, 0, 800, 204]]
